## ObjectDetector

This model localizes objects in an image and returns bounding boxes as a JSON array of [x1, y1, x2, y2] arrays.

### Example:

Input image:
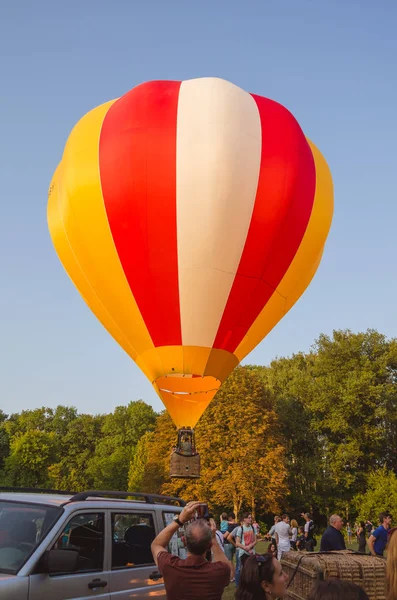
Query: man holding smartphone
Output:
[[151, 500, 231, 599]]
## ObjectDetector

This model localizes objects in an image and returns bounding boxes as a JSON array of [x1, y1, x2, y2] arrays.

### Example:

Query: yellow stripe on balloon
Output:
[[235, 138, 333, 361], [135, 345, 238, 427], [48, 101, 154, 360]]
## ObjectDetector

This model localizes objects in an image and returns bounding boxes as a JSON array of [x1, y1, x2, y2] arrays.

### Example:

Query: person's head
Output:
[[267, 542, 276, 554], [360, 521, 365, 529], [379, 512, 392, 528], [291, 519, 298, 529], [236, 554, 288, 600], [308, 579, 369, 600], [329, 515, 344, 531], [242, 512, 253, 526], [221, 512, 228, 521], [302, 512, 311, 522], [299, 526, 304, 534], [184, 520, 212, 556], [228, 512, 236, 521], [387, 526, 397, 599], [281, 514, 290, 523], [274, 515, 280, 523]]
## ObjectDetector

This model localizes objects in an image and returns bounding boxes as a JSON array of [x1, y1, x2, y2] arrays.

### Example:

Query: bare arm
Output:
[[151, 501, 201, 566], [210, 520, 231, 569], [367, 534, 376, 556]]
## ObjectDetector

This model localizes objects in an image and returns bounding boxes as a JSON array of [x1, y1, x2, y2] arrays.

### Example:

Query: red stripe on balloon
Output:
[[99, 80, 182, 346], [213, 95, 316, 352]]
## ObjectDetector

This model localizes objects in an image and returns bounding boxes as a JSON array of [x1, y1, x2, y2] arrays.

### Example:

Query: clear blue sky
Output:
[[1, 0, 396, 417]]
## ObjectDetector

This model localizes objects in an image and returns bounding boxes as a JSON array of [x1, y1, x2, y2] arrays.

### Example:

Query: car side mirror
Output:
[[45, 549, 79, 573]]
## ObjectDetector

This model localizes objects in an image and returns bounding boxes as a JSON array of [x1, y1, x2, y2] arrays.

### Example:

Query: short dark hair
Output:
[[282, 514, 289, 520], [241, 512, 251, 520], [379, 512, 392, 523], [184, 520, 212, 556], [228, 512, 236, 520], [308, 579, 369, 600]]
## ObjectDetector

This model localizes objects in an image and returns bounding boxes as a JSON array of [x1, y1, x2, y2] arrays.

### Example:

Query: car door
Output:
[[29, 510, 111, 600], [109, 509, 166, 598]]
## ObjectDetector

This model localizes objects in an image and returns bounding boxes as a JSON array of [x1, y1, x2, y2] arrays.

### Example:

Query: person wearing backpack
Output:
[[235, 512, 257, 585], [301, 512, 316, 552]]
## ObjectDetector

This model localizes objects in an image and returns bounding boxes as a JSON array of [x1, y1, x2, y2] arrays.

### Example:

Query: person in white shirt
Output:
[[274, 514, 291, 560]]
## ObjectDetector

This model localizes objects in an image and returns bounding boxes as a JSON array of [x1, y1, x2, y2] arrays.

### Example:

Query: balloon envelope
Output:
[[48, 77, 333, 428]]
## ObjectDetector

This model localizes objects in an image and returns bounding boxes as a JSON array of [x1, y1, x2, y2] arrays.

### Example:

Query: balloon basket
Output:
[[170, 451, 200, 478], [170, 427, 200, 478]]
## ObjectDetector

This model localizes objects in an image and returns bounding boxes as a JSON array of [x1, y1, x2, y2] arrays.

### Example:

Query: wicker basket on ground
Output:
[[281, 550, 386, 600]]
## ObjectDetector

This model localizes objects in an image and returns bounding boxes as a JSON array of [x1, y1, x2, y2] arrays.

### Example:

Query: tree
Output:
[[261, 329, 397, 515], [0, 410, 10, 472], [88, 401, 157, 490], [48, 413, 105, 491], [5, 430, 58, 487], [128, 431, 155, 491], [354, 468, 397, 522]]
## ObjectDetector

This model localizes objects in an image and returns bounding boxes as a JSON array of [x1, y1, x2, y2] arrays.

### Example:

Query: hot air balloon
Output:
[[48, 77, 333, 477]]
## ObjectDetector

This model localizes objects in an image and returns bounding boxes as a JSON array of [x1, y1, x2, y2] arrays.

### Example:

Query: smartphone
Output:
[[195, 503, 210, 520]]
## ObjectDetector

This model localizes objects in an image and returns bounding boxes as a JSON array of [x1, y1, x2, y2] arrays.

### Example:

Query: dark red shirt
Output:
[[157, 551, 230, 600]]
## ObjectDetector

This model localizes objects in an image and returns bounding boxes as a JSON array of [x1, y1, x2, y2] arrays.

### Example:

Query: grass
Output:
[[222, 539, 363, 599]]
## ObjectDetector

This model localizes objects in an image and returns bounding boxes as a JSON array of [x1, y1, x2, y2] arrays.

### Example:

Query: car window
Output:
[[53, 512, 104, 573], [111, 512, 155, 569], [163, 512, 187, 558], [0, 501, 62, 574]]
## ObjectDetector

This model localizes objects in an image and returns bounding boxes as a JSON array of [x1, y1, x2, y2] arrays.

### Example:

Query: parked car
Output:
[[0, 487, 185, 599]]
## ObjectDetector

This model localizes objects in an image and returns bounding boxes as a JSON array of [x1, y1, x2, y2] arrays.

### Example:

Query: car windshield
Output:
[[0, 501, 62, 574]]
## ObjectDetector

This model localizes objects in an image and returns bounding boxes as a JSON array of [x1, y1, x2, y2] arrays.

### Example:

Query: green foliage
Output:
[[354, 468, 397, 522], [128, 431, 155, 491], [88, 401, 157, 490], [5, 430, 58, 487]]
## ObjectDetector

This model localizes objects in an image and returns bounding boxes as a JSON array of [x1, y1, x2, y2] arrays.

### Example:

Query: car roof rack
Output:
[[68, 490, 186, 506], [0, 486, 75, 495]]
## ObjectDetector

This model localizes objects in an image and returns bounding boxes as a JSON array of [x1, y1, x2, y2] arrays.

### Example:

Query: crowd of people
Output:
[[149, 501, 397, 600]]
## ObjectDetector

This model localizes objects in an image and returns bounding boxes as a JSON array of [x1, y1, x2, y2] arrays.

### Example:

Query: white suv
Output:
[[0, 487, 185, 599]]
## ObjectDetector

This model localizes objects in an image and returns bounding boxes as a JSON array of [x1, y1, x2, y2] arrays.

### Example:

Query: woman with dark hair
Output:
[[308, 579, 369, 599], [357, 521, 367, 553], [266, 542, 277, 557], [235, 553, 288, 600]]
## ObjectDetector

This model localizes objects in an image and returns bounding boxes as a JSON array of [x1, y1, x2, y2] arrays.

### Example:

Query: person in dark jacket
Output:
[[320, 515, 346, 551]]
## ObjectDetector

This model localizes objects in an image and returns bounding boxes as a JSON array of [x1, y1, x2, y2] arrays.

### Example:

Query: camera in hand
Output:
[[195, 503, 210, 520]]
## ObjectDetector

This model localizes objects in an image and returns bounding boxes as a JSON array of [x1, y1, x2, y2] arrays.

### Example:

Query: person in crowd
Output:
[[223, 512, 238, 577], [365, 520, 373, 536], [151, 500, 231, 600], [220, 512, 229, 534], [296, 526, 306, 551], [301, 512, 316, 551], [387, 526, 397, 600], [308, 579, 369, 599], [368, 511, 392, 557], [253, 519, 260, 536], [236, 553, 288, 600], [357, 521, 367, 553], [267, 516, 281, 545], [290, 519, 298, 550], [267, 542, 277, 557], [320, 515, 346, 551], [346, 522, 352, 544], [274, 514, 291, 560], [235, 512, 257, 585]]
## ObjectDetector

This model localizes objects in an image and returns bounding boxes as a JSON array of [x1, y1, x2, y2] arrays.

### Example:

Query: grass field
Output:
[[222, 539, 362, 599]]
